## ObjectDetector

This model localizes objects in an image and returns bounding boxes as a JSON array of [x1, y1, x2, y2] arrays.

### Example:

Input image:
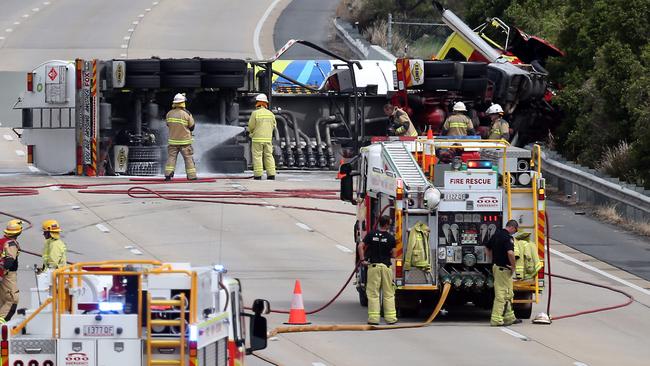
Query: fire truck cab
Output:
[[1, 260, 269, 366]]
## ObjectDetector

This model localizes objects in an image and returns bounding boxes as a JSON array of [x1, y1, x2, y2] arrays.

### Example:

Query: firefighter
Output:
[[486, 104, 510, 140], [248, 94, 277, 180], [384, 103, 418, 137], [0, 220, 22, 323], [164, 93, 197, 181], [442, 102, 475, 136], [358, 215, 397, 325], [485, 219, 521, 326], [41, 220, 67, 270]]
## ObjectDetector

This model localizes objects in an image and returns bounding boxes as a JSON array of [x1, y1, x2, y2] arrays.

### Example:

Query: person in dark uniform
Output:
[[358, 215, 397, 325], [485, 219, 521, 326]]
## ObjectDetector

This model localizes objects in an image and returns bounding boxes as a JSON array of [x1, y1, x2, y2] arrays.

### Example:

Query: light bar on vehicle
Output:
[[98, 302, 124, 312], [467, 160, 493, 169]]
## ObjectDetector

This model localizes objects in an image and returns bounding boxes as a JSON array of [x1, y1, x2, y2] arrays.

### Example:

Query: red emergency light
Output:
[[467, 160, 493, 169], [538, 188, 545, 201], [395, 260, 404, 279], [27, 72, 33, 92]]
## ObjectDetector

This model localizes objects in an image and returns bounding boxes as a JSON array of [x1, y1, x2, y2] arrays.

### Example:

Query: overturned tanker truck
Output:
[[13, 4, 561, 176]]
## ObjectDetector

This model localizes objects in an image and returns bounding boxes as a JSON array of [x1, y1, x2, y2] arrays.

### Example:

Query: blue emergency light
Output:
[[467, 160, 493, 169]]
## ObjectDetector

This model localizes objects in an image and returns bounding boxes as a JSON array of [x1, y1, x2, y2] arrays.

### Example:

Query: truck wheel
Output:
[[423, 77, 458, 91], [125, 75, 160, 89], [160, 59, 201, 74], [125, 59, 160, 74], [460, 62, 488, 78], [424, 61, 456, 77], [202, 74, 245, 89], [128, 146, 163, 162], [513, 292, 533, 319], [161, 74, 202, 88], [201, 59, 247, 74], [126, 161, 161, 176], [358, 287, 368, 307]]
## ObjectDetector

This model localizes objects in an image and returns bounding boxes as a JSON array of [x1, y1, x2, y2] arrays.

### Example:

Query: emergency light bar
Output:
[[466, 160, 493, 169], [98, 302, 124, 312]]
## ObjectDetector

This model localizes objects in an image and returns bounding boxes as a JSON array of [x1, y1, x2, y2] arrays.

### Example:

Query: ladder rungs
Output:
[[150, 319, 182, 327], [511, 207, 534, 211], [150, 360, 181, 366], [150, 339, 182, 348], [150, 299, 183, 307], [510, 188, 533, 192]]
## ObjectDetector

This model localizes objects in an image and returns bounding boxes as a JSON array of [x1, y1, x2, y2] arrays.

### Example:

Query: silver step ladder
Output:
[[382, 142, 429, 192]]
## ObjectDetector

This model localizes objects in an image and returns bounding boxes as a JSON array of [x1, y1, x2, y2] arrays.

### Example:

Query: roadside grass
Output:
[[593, 204, 650, 237]]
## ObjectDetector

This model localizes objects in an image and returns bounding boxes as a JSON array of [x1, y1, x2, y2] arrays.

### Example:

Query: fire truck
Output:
[[340, 137, 546, 318], [1, 260, 269, 366]]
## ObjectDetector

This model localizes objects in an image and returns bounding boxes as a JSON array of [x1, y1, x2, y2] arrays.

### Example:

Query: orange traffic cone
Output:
[[427, 126, 434, 139], [336, 159, 345, 179], [284, 280, 311, 325]]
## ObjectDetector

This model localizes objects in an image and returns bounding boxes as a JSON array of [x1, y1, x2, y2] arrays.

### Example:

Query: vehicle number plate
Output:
[[444, 193, 467, 201], [83, 325, 114, 337]]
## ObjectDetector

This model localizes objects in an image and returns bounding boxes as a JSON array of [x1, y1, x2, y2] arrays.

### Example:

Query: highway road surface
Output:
[[1, 1, 650, 365]]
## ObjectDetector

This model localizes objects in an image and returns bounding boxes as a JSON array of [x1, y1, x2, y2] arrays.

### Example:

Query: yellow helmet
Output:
[[4, 219, 23, 236]]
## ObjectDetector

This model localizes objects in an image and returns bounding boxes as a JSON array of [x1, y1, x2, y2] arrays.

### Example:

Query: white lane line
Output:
[[137, 14, 145, 18], [95, 224, 110, 233], [265, 205, 276, 210], [13, 21, 20, 25], [132, 21, 139, 25], [573, 362, 589, 366], [3, 134, 14, 140], [32, 8, 40, 12], [120, 53, 127, 58], [130, 248, 143, 255], [550, 248, 650, 297], [0, 37, 4, 40], [500, 327, 528, 341], [296, 222, 314, 232], [121, 44, 128, 49], [145, 8, 151, 12], [253, 0, 282, 59], [312, 363, 327, 366], [22, 14, 30, 18], [15, 150, 25, 156], [28, 166, 39, 172], [71, 205, 81, 210], [127, 28, 134, 32], [43, 1, 51, 5], [48, 186, 60, 191], [123, 36, 131, 40], [335, 245, 353, 254]]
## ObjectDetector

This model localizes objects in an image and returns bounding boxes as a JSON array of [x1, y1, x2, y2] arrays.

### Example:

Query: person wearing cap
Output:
[[41, 219, 67, 270], [248, 94, 277, 180], [485, 219, 521, 326], [0, 220, 23, 323], [485, 104, 510, 140], [442, 102, 475, 136], [164, 93, 197, 181]]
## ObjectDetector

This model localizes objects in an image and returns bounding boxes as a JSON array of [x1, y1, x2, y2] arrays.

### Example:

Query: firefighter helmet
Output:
[[172, 93, 186, 104], [255, 94, 269, 103], [4, 220, 23, 236], [486, 104, 504, 115], [452, 102, 467, 112]]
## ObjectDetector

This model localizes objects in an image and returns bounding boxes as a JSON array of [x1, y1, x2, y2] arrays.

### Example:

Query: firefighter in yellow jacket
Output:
[[41, 220, 67, 270], [0, 220, 22, 323], [384, 103, 418, 137], [165, 93, 197, 181], [442, 102, 475, 136], [486, 104, 510, 140], [248, 94, 277, 180], [513, 231, 542, 280]]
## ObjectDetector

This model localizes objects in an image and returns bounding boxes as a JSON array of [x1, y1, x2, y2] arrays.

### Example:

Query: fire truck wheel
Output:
[[201, 74, 245, 89], [201, 59, 247, 74], [513, 291, 533, 319], [128, 146, 163, 162], [125, 75, 161, 89], [460, 62, 488, 78], [460, 78, 488, 94], [160, 58, 201, 74], [423, 61, 456, 77], [161, 74, 202, 88], [125, 59, 160, 74], [126, 161, 160, 176], [423, 77, 459, 91]]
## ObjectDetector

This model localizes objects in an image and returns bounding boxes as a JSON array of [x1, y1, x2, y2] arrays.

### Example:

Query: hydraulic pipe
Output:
[[325, 122, 343, 168], [134, 98, 142, 138], [315, 116, 337, 167], [274, 114, 294, 167], [278, 110, 305, 167]]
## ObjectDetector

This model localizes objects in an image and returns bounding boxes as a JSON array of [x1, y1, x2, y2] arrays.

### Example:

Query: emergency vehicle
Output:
[[340, 137, 546, 318], [1, 260, 269, 366]]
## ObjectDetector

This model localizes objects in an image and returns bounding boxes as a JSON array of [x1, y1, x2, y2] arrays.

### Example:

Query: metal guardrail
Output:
[[541, 151, 650, 222]]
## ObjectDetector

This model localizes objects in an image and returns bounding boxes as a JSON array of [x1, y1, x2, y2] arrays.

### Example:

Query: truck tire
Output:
[[201, 59, 247, 74], [201, 74, 245, 89], [161, 74, 202, 88], [160, 59, 201, 74], [513, 292, 533, 319], [125, 59, 160, 74], [423, 76, 458, 91], [460, 62, 488, 78], [125, 75, 160, 89], [126, 161, 161, 176], [128, 146, 163, 162], [424, 61, 456, 77]]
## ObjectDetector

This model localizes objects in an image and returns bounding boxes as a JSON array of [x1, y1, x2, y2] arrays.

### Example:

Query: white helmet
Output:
[[452, 102, 467, 112], [486, 103, 504, 115], [172, 93, 186, 104], [255, 94, 269, 103]]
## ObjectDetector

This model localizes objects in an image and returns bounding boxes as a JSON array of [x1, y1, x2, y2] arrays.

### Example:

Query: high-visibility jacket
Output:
[[404, 221, 431, 271], [166, 108, 195, 145], [390, 108, 418, 137], [443, 114, 473, 136], [248, 107, 276, 143], [0, 237, 19, 277], [513, 232, 542, 280], [488, 118, 510, 140], [43, 238, 67, 269]]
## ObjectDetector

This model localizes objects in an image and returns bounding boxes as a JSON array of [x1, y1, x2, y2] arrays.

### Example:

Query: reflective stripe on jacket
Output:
[[248, 107, 276, 143], [391, 108, 418, 137], [513, 232, 542, 280], [166, 108, 195, 145], [488, 118, 509, 140], [443, 114, 473, 136], [404, 221, 431, 271]]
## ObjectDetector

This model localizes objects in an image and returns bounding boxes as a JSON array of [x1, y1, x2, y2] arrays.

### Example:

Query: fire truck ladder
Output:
[[382, 142, 430, 192], [146, 293, 187, 366]]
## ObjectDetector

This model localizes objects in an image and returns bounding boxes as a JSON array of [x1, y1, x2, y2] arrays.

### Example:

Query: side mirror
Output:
[[339, 163, 357, 204], [245, 298, 270, 354]]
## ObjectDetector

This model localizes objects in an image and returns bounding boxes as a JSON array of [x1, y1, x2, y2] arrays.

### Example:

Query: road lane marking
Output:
[[573, 362, 589, 366], [253, 0, 282, 59], [22, 14, 30, 18], [296, 222, 314, 232], [15, 150, 25, 156], [550, 248, 650, 297], [48, 186, 60, 191], [3, 134, 14, 140], [120, 53, 127, 58], [123, 36, 131, 40], [312, 363, 327, 366], [500, 327, 528, 341], [130, 248, 143, 255], [336, 245, 353, 253], [4, 29, 12, 33], [32, 8, 40, 12], [13, 21, 20, 25], [28, 166, 39, 172], [71, 205, 81, 210], [95, 224, 110, 233], [265, 205, 276, 210]]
